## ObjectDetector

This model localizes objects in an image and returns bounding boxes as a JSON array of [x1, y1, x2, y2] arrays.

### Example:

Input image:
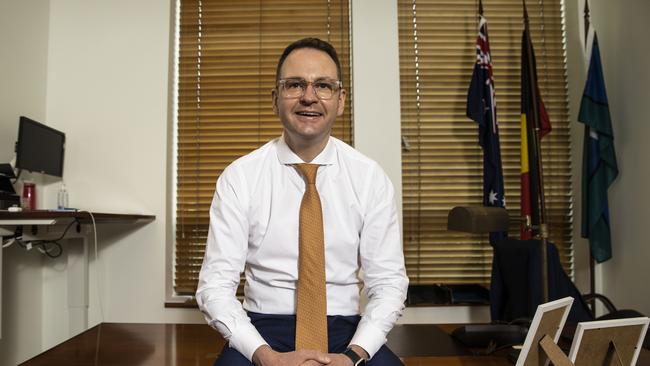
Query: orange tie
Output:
[[294, 163, 328, 352]]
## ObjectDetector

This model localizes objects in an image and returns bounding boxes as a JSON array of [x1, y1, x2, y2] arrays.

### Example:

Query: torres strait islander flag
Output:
[[579, 11, 618, 263]]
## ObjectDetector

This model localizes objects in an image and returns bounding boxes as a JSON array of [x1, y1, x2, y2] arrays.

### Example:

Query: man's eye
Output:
[[314, 82, 334, 91], [285, 81, 304, 90]]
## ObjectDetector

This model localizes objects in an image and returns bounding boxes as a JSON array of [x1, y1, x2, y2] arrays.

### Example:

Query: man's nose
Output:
[[300, 83, 319, 103]]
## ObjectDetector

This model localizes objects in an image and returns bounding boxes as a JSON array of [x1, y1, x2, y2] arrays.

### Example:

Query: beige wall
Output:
[[0, 1, 50, 365], [39, 0, 207, 347], [352, 0, 403, 213], [0, 0, 49, 156]]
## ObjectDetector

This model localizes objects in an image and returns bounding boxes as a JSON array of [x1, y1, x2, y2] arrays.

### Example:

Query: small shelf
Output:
[[0, 210, 155, 224]]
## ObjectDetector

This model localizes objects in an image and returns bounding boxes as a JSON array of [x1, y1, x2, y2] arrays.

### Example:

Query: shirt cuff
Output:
[[349, 321, 386, 359], [220, 320, 268, 362]]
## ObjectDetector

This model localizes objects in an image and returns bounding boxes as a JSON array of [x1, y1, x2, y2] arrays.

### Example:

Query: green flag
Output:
[[578, 29, 618, 263]]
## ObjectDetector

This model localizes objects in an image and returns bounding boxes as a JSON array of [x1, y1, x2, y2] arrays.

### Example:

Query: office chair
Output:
[[490, 238, 649, 350], [447, 207, 648, 350]]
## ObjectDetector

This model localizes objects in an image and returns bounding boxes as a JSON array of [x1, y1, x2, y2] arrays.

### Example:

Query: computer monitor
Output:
[[15, 116, 65, 177]]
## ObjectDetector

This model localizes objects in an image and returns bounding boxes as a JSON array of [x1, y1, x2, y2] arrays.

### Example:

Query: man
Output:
[[196, 38, 408, 366]]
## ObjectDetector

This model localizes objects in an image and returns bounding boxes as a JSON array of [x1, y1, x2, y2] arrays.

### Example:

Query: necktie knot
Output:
[[297, 163, 319, 185]]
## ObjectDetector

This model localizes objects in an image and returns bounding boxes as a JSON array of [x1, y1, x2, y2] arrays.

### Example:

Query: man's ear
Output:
[[272, 89, 279, 115], [336, 88, 347, 117]]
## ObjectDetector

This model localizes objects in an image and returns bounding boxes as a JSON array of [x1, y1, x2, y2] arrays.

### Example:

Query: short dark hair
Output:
[[275, 37, 342, 81]]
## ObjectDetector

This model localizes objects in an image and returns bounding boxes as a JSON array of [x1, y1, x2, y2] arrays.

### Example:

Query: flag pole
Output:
[[584, 0, 597, 311], [523, 0, 550, 302], [584, 0, 590, 49]]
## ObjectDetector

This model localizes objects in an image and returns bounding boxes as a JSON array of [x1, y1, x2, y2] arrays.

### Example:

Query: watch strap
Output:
[[342, 347, 366, 366]]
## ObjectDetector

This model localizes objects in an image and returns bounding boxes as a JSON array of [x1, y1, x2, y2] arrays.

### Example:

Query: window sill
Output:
[[166, 285, 492, 309], [165, 297, 198, 309], [406, 284, 490, 307]]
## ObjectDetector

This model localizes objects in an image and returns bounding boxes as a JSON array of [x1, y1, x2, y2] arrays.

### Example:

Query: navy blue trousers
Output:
[[214, 312, 403, 365]]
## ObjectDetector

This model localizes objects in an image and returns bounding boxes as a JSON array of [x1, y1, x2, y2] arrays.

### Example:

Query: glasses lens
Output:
[[313, 81, 335, 99], [279, 79, 339, 99], [281, 79, 305, 98]]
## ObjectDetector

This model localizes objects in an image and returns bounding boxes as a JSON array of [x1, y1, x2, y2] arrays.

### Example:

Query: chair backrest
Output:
[[490, 238, 593, 324]]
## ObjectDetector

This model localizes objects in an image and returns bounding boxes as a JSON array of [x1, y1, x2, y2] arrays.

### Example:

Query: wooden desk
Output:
[[19, 323, 508, 366], [20, 322, 650, 366], [0, 211, 154, 339]]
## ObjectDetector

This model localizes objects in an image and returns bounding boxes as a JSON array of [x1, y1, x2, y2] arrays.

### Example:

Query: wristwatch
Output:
[[342, 347, 366, 366]]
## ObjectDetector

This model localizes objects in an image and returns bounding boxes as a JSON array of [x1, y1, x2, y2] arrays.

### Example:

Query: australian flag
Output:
[[467, 7, 507, 245]]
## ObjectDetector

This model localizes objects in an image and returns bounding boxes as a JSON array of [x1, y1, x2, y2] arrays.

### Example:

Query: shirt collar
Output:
[[276, 134, 337, 166]]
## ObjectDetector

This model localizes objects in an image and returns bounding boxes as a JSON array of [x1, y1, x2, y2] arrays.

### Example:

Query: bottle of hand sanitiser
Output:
[[57, 182, 69, 210]]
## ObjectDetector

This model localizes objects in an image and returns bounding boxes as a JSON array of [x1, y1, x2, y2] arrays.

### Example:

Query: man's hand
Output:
[[252, 345, 331, 366], [313, 345, 369, 366], [301, 353, 351, 366], [302, 345, 370, 366]]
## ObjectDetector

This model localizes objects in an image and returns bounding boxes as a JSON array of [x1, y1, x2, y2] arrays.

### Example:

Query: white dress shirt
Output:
[[196, 136, 409, 361]]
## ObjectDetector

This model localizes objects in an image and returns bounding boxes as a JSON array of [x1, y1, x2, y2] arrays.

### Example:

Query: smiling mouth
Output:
[[296, 111, 323, 117]]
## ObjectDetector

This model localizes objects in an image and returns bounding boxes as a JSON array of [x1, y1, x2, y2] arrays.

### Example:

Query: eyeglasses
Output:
[[277, 78, 343, 100]]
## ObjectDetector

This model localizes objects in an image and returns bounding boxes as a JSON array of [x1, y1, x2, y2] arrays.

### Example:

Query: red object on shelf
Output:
[[22, 182, 36, 210]]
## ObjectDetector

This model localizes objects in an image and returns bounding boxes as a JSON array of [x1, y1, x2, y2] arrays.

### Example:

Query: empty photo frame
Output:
[[516, 296, 574, 366], [568, 317, 649, 366]]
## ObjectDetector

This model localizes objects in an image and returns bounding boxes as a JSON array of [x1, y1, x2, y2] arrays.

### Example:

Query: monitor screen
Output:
[[15, 116, 65, 177]]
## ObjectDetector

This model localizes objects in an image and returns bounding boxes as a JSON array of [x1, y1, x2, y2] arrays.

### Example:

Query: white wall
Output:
[[42, 0, 203, 332], [0, 1, 50, 365], [352, 0, 403, 214], [0, 0, 49, 156]]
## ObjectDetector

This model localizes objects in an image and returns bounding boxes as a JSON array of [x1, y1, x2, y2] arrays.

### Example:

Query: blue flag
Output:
[[578, 29, 618, 263], [467, 12, 506, 245]]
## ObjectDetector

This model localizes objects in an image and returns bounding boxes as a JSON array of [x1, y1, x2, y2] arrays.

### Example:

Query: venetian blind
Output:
[[398, 0, 573, 285], [175, 0, 352, 296]]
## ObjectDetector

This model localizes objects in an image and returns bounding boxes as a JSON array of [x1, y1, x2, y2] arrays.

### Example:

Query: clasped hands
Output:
[[253, 345, 363, 366]]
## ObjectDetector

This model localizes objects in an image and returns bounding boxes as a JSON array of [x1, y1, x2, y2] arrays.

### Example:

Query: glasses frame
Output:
[[276, 78, 343, 100]]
